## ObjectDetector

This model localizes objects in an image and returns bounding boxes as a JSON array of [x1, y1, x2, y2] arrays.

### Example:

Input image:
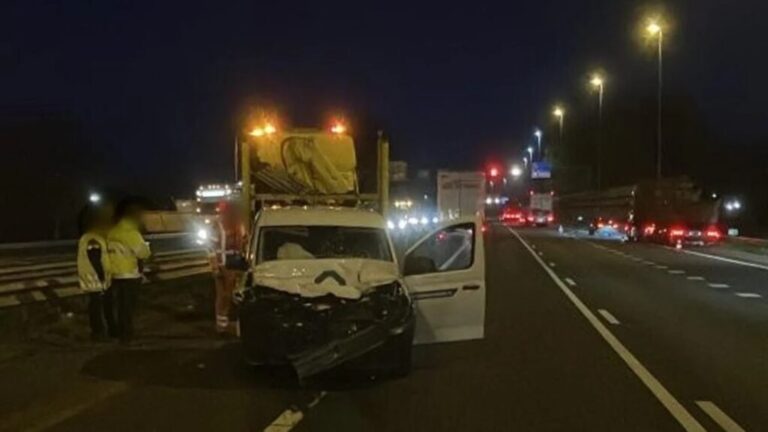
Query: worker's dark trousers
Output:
[[111, 278, 141, 342], [88, 290, 117, 338]]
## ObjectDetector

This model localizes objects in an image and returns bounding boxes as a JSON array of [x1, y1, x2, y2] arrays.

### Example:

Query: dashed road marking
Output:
[[686, 276, 705, 281], [548, 262, 556, 268], [667, 270, 685, 275], [598, 309, 621, 325], [510, 229, 706, 432], [655, 265, 669, 270], [708, 283, 730, 289], [537, 251, 543, 256], [695, 401, 746, 432], [264, 392, 327, 432], [682, 249, 768, 272], [564, 277, 577, 287], [734, 292, 762, 298], [643, 261, 656, 265]]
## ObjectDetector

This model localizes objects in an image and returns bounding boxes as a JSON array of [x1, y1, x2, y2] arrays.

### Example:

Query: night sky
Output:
[[3, 1, 768, 239]]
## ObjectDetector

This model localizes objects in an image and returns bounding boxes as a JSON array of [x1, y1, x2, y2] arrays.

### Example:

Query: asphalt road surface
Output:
[[0, 224, 764, 431]]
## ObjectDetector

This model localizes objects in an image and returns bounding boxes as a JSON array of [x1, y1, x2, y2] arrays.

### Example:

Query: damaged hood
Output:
[[251, 259, 399, 299]]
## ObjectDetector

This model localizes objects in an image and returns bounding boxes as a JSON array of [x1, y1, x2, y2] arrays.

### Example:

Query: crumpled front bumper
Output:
[[237, 282, 413, 379]]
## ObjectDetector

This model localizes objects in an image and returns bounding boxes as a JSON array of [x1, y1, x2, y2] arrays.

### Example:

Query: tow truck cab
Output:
[[230, 206, 486, 379]]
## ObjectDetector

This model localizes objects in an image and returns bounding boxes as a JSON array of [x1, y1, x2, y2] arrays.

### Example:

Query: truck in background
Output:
[[557, 177, 723, 246], [436, 171, 486, 222], [528, 192, 554, 227]]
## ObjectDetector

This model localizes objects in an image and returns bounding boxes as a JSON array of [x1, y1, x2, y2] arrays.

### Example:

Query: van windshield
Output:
[[258, 226, 393, 263]]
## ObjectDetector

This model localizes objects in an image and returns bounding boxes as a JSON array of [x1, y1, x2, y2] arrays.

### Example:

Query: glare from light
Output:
[[387, 220, 395, 230], [711, 193, 718, 199], [485, 197, 493, 205], [534, 129, 542, 138], [553, 106, 564, 118], [431, 217, 439, 224], [88, 193, 101, 204], [331, 122, 347, 134], [494, 197, 501, 204], [510, 165, 522, 177], [590, 74, 604, 88], [489, 167, 499, 177], [398, 220, 408, 230], [419, 217, 429, 225], [733, 200, 741, 210], [646, 21, 662, 36], [196, 228, 209, 241], [249, 128, 265, 137], [408, 217, 419, 225], [263, 123, 277, 134]]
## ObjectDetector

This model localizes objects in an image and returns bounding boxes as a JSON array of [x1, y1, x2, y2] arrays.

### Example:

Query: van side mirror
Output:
[[224, 253, 249, 271], [403, 255, 437, 276]]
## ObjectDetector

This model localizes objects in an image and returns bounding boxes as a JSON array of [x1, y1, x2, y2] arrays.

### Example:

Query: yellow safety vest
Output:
[[107, 219, 151, 279], [77, 232, 111, 291]]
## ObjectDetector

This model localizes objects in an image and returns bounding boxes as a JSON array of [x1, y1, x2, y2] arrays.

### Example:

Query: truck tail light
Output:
[[705, 227, 721, 239], [670, 227, 686, 237]]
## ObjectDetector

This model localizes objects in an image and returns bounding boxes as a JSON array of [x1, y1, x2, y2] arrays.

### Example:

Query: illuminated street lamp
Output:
[[510, 165, 522, 178], [590, 73, 605, 190], [552, 105, 565, 151], [526, 146, 534, 163], [533, 129, 542, 160], [646, 18, 665, 179], [89, 192, 101, 204]]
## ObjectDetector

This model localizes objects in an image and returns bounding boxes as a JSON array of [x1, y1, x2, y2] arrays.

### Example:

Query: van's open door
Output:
[[402, 217, 486, 344]]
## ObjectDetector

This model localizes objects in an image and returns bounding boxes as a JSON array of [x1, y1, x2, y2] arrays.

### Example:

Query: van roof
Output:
[[257, 206, 386, 229]]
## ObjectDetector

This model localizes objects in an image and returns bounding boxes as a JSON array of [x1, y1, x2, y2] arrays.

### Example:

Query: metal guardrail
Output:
[[0, 232, 191, 251], [0, 248, 211, 308]]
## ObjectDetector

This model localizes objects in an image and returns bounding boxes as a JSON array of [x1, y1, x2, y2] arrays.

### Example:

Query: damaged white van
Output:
[[228, 206, 486, 380]]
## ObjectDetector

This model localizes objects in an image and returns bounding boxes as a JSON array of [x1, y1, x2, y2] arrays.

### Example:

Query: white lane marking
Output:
[[668, 270, 685, 275], [6, 383, 130, 432], [682, 249, 768, 271], [735, 292, 762, 298], [537, 251, 543, 256], [509, 229, 706, 432], [264, 392, 327, 432], [708, 283, 730, 289], [686, 276, 705, 281], [695, 401, 746, 432], [655, 265, 669, 270], [564, 277, 577, 287], [548, 262, 556, 268], [598, 309, 621, 325], [643, 261, 656, 265], [531, 244, 537, 249]]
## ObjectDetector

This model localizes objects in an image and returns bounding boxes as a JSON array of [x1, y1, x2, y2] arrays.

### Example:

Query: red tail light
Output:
[[597, 222, 605, 228], [527, 216, 534, 222], [481, 224, 488, 233], [670, 228, 686, 237], [643, 224, 656, 235], [547, 214, 554, 222], [705, 228, 721, 238]]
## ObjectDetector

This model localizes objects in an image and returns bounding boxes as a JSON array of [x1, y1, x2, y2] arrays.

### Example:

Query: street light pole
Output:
[[656, 29, 663, 180], [553, 106, 564, 156], [646, 20, 664, 179], [590, 74, 604, 190], [534, 129, 542, 160]]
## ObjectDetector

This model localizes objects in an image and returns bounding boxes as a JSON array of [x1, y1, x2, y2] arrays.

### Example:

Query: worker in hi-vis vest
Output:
[[107, 199, 151, 344], [77, 203, 116, 341], [209, 202, 245, 335]]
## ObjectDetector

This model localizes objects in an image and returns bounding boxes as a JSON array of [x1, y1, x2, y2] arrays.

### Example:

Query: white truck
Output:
[[528, 192, 554, 227], [436, 171, 487, 221], [227, 127, 487, 380]]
